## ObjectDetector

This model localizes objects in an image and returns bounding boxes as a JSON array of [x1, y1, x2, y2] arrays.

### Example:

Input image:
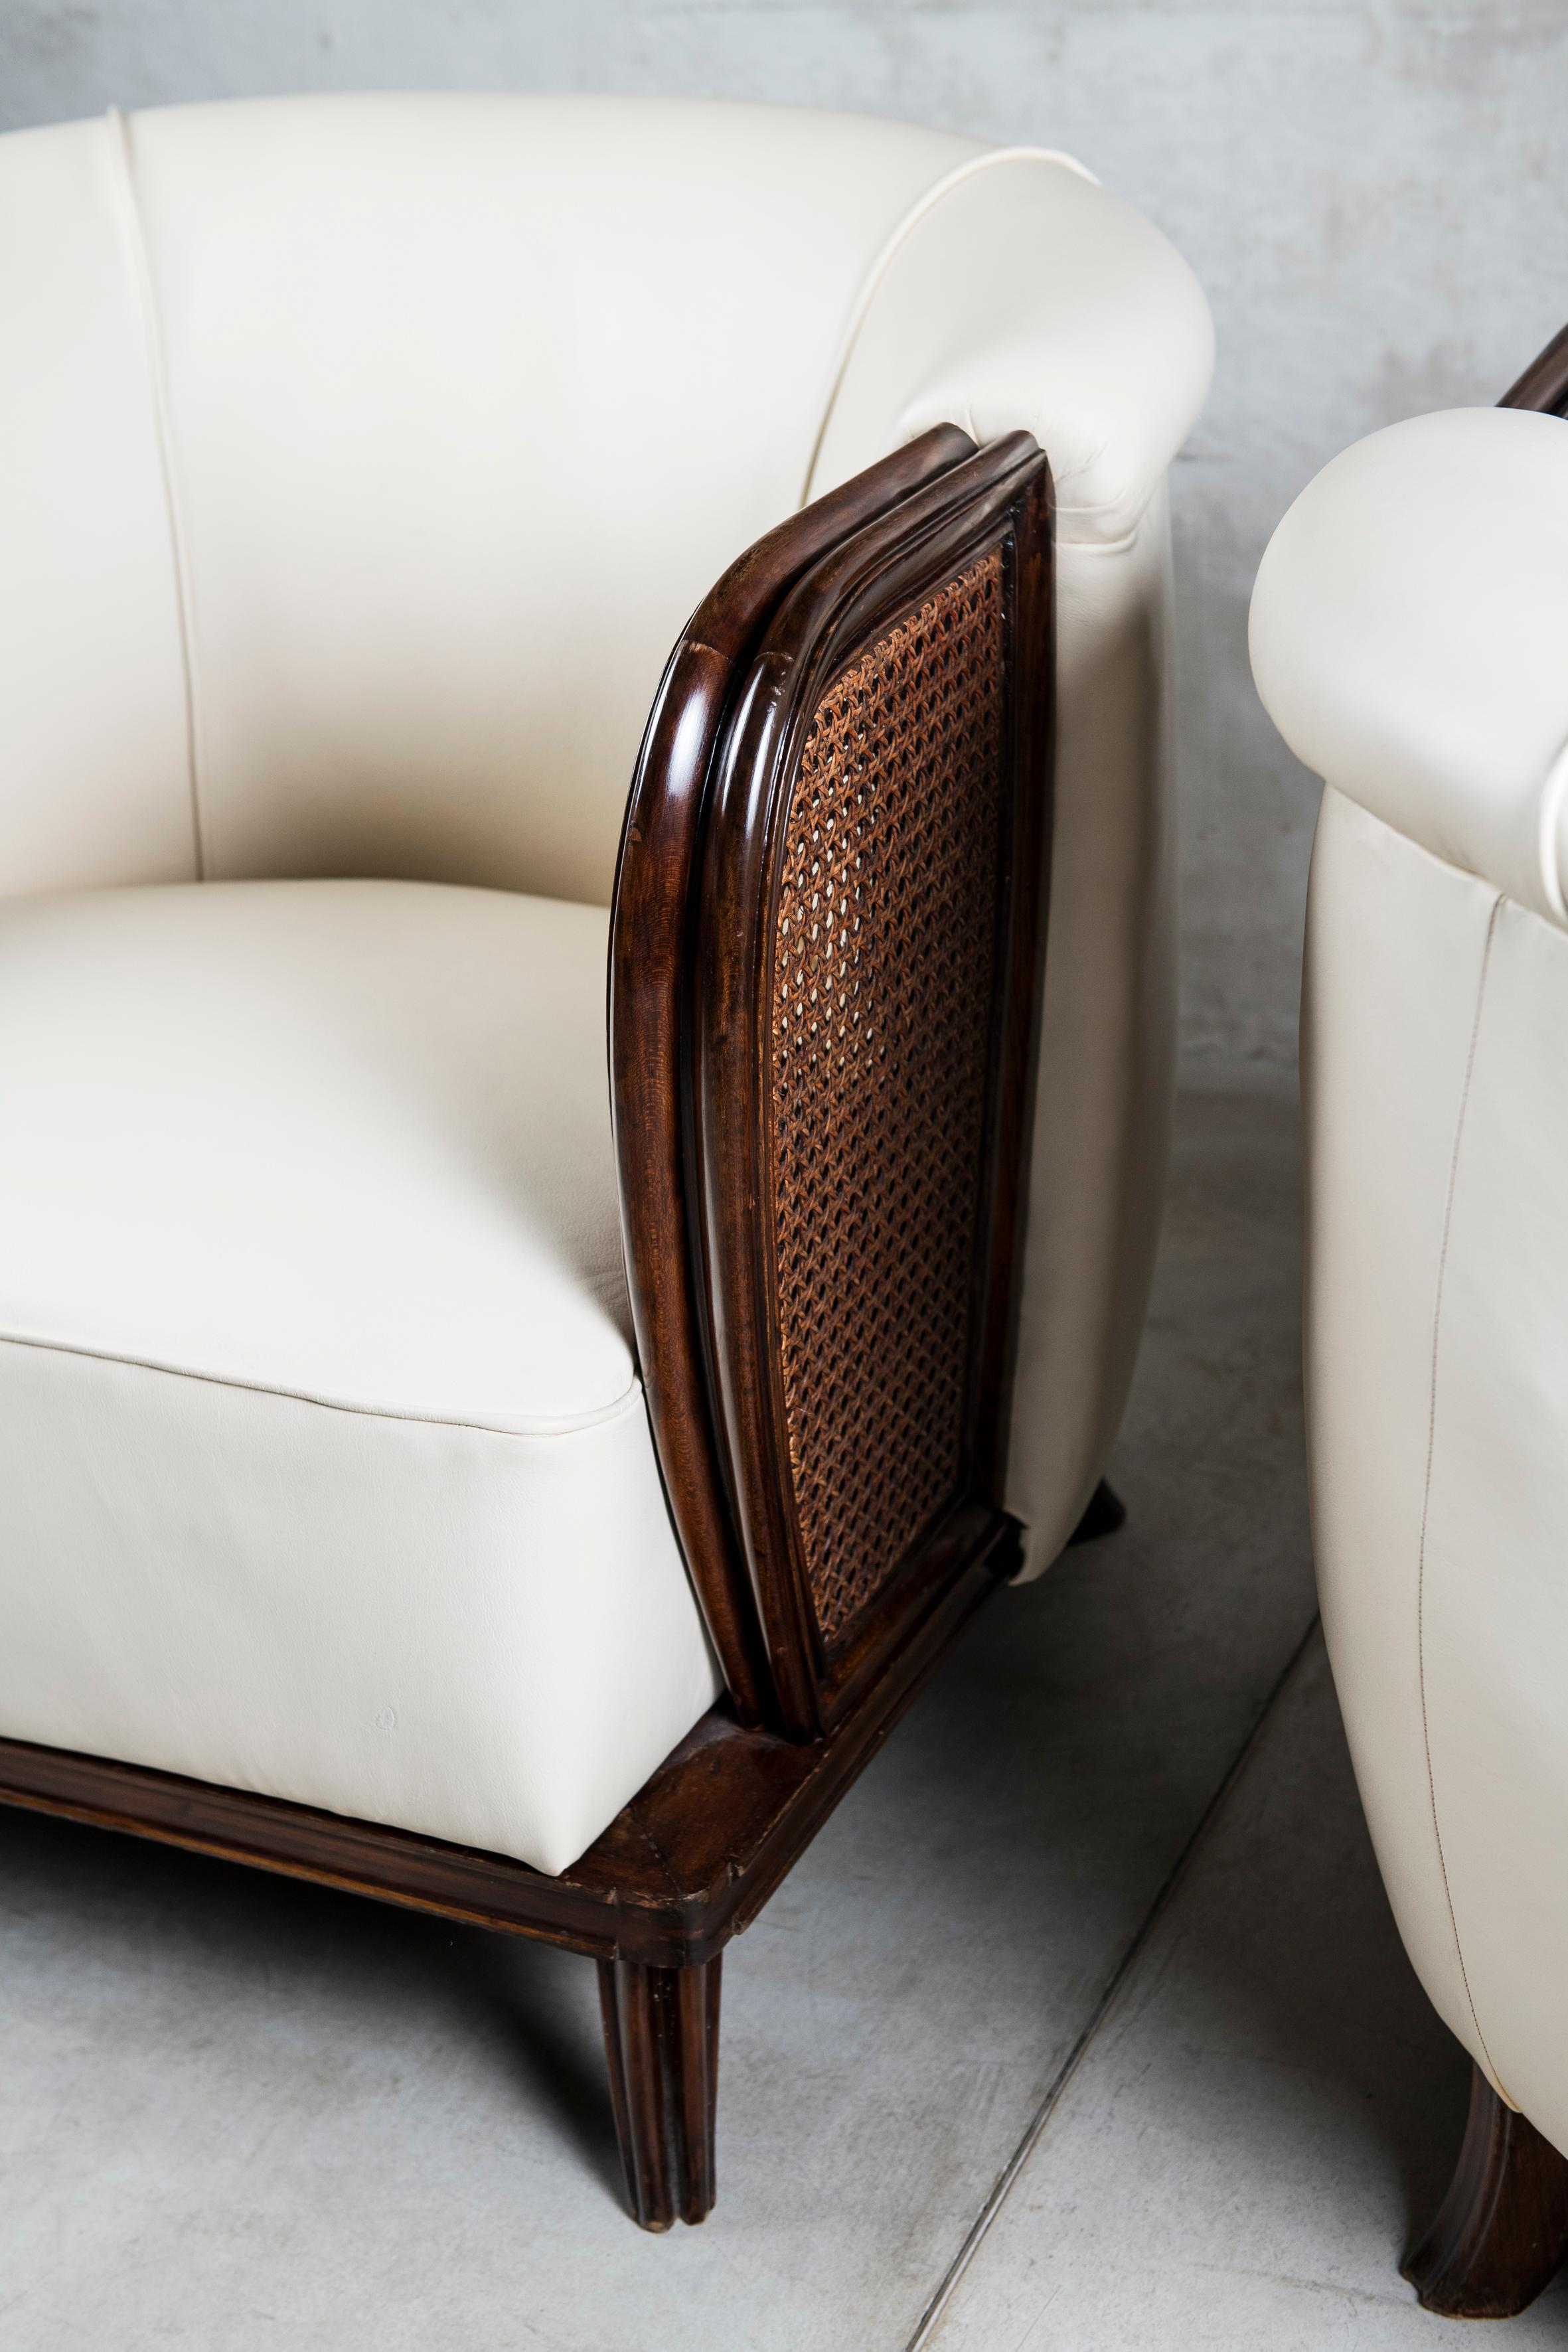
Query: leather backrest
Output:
[[0, 95, 1211, 905]]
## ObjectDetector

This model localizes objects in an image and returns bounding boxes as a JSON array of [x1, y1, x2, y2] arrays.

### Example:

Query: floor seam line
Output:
[[899, 1605, 1323, 2352]]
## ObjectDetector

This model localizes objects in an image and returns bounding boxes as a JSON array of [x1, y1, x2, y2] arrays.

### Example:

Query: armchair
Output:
[[1250, 325, 1568, 2313], [0, 94, 1212, 2226]]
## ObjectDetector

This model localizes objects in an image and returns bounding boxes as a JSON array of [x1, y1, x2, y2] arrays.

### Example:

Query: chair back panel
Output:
[[0, 96, 979, 906]]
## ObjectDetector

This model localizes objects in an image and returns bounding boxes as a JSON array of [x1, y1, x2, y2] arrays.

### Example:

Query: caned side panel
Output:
[[768, 549, 1008, 1650]]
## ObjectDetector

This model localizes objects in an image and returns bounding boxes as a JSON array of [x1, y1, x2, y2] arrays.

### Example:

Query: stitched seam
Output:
[[0, 1327, 643, 1443], [799, 145, 1097, 510], [1417, 890, 1502, 2083], [108, 108, 206, 878], [1050, 524, 1140, 557]]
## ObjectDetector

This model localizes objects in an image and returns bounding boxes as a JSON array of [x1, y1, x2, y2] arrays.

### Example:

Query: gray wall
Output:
[[5, 1, 1566, 1083]]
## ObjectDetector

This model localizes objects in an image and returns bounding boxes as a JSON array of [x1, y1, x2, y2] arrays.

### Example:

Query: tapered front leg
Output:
[[598, 1954, 721, 2230], [1066, 1478, 1127, 1546], [1403, 2063, 1568, 2317]]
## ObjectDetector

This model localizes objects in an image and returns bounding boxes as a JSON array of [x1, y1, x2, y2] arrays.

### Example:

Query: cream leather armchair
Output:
[[1251, 333, 1568, 2315], [0, 94, 1211, 2226]]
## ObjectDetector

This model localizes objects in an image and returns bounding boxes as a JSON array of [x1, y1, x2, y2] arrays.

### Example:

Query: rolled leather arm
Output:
[[811, 150, 1214, 547], [1249, 406, 1568, 925]]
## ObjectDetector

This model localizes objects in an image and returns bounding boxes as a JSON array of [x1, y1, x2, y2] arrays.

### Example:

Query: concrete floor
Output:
[[5, 1088, 1558, 2350]]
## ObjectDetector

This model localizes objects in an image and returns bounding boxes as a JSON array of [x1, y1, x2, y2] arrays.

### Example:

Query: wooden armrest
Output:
[[1500, 320, 1568, 417], [611, 429, 1054, 1738]]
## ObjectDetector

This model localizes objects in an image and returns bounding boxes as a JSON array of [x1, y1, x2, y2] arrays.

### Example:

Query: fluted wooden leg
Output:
[[1067, 1478, 1126, 1546], [1403, 2063, 1568, 2317], [598, 1954, 720, 2230]]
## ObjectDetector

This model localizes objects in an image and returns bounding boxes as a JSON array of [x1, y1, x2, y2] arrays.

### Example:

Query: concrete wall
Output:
[[5, 1, 1566, 1081]]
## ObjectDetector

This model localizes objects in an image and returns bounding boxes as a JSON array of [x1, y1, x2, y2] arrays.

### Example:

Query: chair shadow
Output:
[[463, 1930, 626, 2206], [0, 1797, 626, 2212]]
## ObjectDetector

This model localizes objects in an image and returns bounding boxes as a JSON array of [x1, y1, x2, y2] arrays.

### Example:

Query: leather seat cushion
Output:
[[0, 878, 721, 1874]]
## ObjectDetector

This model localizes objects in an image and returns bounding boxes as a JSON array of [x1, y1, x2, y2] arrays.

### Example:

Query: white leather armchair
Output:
[[0, 93, 1211, 2225], [1251, 333, 1568, 2315]]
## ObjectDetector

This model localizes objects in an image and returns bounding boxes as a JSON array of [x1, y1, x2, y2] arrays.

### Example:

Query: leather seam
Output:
[[1416, 889, 1502, 2086], [107, 109, 206, 880], [0, 1327, 643, 1444]]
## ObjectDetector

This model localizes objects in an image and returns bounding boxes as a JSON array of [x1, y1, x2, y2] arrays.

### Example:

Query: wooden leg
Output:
[[1067, 1478, 1127, 1547], [1403, 2063, 1568, 2317], [597, 1954, 720, 2230]]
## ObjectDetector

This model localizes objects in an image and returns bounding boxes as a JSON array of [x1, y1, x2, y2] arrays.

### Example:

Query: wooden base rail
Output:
[[0, 1522, 1018, 2227]]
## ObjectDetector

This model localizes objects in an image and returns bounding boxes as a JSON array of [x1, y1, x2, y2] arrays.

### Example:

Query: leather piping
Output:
[[107, 108, 206, 879], [0, 1327, 645, 1443], [1415, 890, 1504, 2090]]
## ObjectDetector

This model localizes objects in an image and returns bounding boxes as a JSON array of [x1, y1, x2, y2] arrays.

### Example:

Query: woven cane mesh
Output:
[[769, 547, 1008, 1652]]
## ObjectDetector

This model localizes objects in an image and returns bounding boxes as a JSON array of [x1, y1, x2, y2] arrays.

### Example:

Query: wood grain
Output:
[[1403, 2064, 1568, 2317], [1500, 321, 1568, 416], [599, 1954, 722, 2230], [609, 426, 975, 1727], [694, 434, 1054, 1734]]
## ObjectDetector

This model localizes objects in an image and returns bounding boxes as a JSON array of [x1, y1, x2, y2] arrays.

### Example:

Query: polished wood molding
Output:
[[685, 435, 1052, 1737], [610, 426, 977, 1728], [1500, 321, 1568, 417], [599, 1954, 721, 2230], [1403, 2064, 1568, 2318]]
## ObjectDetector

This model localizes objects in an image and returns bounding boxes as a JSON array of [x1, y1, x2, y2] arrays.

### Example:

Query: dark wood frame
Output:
[[1500, 319, 1568, 416], [629, 430, 1053, 1742], [609, 425, 1053, 1743], [0, 426, 1058, 2229], [1404, 2065, 1568, 2318]]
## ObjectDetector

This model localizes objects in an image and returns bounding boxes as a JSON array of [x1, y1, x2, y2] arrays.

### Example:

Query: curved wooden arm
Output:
[[1500, 320, 1568, 415], [609, 428, 974, 1727], [611, 431, 1054, 1737]]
